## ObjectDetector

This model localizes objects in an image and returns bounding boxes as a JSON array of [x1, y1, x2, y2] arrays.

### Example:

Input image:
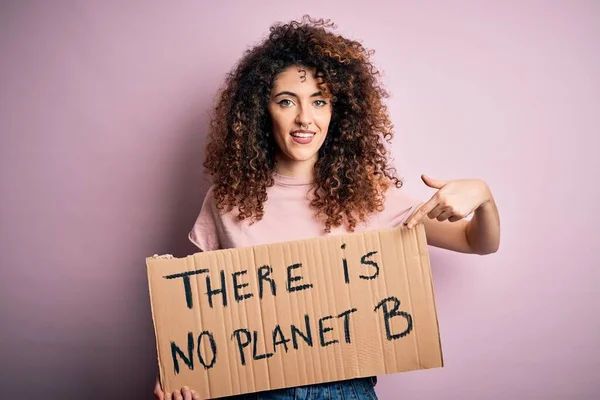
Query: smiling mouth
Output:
[[290, 130, 316, 138], [290, 130, 316, 144]]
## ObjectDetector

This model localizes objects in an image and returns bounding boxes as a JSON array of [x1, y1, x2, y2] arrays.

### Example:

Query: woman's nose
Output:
[[295, 107, 312, 127]]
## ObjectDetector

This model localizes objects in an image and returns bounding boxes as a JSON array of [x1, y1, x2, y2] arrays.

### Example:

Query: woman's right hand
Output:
[[154, 376, 200, 400]]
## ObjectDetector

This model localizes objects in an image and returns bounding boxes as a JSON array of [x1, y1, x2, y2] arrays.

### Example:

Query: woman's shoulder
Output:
[[383, 182, 417, 202], [188, 185, 221, 251], [202, 184, 217, 205], [372, 183, 422, 228]]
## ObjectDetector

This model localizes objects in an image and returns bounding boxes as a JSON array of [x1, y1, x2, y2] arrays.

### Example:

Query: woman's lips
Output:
[[290, 130, 316, 144]]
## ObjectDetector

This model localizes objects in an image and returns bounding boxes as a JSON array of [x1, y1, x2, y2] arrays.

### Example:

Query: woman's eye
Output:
[[278, 99, 293, 107], [314, 100, 327, 107]]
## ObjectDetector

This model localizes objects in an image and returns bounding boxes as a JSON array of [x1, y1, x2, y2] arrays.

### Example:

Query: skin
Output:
[[154, 382, 199, 400], [154, 65, 501, 398], [406, 175, 501, 255], [268, 65, 332, 178]]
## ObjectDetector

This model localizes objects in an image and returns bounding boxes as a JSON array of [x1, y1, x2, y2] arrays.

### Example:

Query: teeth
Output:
[[292, 133, 314, 138]]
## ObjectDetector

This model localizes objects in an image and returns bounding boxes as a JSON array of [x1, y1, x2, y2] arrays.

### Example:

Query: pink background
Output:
[[1, 1, 598, 399]]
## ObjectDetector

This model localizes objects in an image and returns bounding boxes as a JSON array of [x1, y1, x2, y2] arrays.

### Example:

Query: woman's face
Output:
[[268, 65, 332, 170]]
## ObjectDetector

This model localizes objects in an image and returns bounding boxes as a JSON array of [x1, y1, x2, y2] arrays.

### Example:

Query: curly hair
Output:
[[204, 15, 402, 232]]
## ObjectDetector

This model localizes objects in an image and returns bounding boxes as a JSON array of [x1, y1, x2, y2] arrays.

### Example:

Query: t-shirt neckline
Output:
[[273, 172, 314, 186]]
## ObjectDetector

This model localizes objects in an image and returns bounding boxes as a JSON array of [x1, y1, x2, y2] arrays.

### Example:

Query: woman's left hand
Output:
[[405, 174, 492, 229]]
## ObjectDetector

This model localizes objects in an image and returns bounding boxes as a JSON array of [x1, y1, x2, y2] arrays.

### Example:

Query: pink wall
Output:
[[1, 1, 598, 398]]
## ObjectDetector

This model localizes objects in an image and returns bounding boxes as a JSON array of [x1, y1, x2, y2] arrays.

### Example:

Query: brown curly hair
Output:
[[204, 15, 402, 232]]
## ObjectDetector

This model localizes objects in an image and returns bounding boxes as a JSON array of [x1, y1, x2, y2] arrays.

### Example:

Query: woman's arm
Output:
[[405, 175, 500, 255]]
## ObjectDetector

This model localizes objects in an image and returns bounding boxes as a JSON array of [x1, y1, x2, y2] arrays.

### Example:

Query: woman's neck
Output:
[[274, 154, 316, 180]]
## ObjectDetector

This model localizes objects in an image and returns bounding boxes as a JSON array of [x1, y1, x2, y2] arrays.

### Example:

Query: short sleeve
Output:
[[379, 185, 423, 227], [188, 186, 221, 251]]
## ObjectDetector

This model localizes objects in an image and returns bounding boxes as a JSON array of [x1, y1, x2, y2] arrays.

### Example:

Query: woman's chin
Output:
[[289, 153, 320, 163], [278, 147, 319, 163]]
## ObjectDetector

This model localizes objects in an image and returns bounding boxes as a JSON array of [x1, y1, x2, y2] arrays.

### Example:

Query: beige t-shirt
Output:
[[189, 173, 420, 251]]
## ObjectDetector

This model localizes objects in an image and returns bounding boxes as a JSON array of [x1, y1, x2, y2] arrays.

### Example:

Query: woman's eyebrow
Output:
[[273, 91, 297, 98], [273, 91, 323, 98]]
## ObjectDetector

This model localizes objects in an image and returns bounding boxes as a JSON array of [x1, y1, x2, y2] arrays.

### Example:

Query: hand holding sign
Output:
[[405, 174, 491, 228], [154, 377, 199, 400]]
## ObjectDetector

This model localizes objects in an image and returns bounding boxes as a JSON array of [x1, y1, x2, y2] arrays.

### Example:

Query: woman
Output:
[[154, 15, 500, 400]]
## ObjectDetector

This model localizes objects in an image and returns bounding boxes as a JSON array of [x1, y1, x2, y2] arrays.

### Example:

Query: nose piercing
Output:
[[301, 122, 311, 130]]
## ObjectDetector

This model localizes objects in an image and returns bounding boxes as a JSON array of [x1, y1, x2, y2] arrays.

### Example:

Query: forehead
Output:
[[271, 65, 322, 92]]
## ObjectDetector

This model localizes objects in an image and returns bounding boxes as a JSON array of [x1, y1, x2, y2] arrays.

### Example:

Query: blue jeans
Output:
[[220, 377, 378, 400]]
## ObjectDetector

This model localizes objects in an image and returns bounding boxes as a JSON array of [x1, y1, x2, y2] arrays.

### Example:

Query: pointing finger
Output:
[[405, 202, 424, 227], [406, 197, 439, 229]]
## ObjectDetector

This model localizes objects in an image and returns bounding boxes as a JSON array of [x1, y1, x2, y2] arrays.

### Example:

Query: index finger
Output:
[[406, 198, 438, 228]]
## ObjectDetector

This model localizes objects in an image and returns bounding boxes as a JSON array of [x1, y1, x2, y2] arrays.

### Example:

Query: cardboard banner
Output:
[[147, 224, 443, 399]]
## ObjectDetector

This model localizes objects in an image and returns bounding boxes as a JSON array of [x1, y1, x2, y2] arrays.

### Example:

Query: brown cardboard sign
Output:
[[147, 224, 443, 399]]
